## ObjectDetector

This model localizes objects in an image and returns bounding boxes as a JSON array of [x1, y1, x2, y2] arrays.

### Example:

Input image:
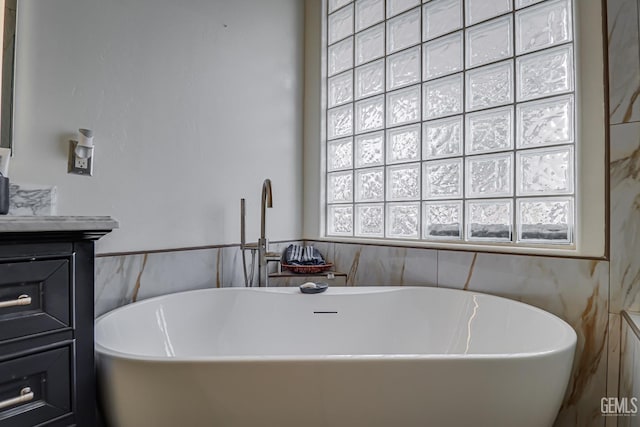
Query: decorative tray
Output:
[[280, 263, 333, 274]]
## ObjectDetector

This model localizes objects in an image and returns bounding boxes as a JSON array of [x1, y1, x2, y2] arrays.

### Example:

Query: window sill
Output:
[[307, 235, 607, 260]]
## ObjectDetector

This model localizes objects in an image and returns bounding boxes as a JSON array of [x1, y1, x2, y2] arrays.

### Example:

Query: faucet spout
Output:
[[258, 179, 274, 287], [260, 179, 272, 240]]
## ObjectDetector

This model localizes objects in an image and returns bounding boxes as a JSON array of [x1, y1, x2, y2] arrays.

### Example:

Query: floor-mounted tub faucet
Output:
[[260, 179, 272, 243], [240, 179, 280, 287], [258, 179, 280, 287]]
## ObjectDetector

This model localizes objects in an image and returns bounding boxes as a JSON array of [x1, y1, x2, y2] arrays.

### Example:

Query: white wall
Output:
[[10, 0, 304, 253]]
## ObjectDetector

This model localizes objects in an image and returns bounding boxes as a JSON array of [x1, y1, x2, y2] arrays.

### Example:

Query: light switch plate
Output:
[[68, 140, 93, 176]]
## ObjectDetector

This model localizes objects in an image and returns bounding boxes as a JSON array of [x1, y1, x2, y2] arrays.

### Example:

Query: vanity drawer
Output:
[[0, 346, 72, 427], [0, 259, 72, 342]]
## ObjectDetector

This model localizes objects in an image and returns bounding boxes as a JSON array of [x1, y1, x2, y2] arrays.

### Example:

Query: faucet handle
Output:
[[265, 252, 281, 261]]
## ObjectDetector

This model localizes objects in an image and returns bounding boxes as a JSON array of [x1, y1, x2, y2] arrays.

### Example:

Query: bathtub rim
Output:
[[94, 286, 577, 363]]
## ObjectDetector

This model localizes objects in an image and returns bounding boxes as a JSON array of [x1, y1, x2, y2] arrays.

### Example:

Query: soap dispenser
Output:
[[0, 172, 8, 214]]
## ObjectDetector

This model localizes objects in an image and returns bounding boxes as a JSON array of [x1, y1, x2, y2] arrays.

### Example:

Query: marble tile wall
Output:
[[608, 0, 640, 315], [312, 241, 438, 286], [96, 246, 239, 317], [608, 0, 640, 424], [94, 241, 295, 317], [608, 313, 623, 420], [608, 118, 640, 427], [618, 314, 640, 427], [608, 0, 640, 124]]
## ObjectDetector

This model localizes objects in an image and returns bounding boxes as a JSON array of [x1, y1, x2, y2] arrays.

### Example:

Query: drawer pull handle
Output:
[[0, 387, 34, 410], [0, 294, 32, 309]]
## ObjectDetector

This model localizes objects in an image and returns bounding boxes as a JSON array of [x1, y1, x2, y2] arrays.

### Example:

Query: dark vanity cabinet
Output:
[[0, 223, 114, 427]]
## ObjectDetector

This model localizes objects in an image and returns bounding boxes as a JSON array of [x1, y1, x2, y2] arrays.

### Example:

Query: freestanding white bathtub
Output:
[[95, 286, 576, 427]]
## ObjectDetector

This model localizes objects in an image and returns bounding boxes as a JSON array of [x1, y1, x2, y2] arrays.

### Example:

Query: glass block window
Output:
[[325, 0, 576, 245]]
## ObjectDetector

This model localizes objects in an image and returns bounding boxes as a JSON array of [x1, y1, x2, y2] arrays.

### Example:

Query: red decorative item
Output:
[[280, 263, 334, 274]]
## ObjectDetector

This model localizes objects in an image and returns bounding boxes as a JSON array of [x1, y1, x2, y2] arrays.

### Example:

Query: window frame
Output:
[[306, 0, 607, 258]]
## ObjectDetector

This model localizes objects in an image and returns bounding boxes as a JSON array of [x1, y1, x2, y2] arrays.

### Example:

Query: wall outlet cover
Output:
[[68, 140, 93, 176]]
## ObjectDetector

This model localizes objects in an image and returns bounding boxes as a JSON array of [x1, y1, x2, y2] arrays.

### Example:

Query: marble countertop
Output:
[[0, 216, 119, 232]]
